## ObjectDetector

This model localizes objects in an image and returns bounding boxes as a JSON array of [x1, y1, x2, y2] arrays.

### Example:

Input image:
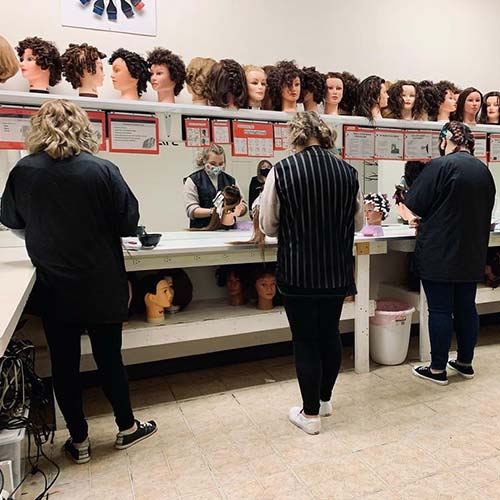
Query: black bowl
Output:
[[139, 233, 161, 249]]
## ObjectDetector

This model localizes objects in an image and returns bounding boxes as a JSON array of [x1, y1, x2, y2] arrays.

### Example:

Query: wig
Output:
[[16, 36, 62, 87], [206, 59, 247, 108], [61, 43, 106, 89], [249, 263, 281, 306], [355, 75, 385, 121], [215, 264, 252, 290], [0, 35, 19, 84], [418, 80, 439, 120], [109, 48, 149, 97], [261, 64, 276, 110], [453, 87, 483, 123], [301, 66, 326, 104], [146, 47, 186, 96], [339, 71, 359, 115], [364, 193, 390, 220], [185, 57, 216, 98], [480, 91, 500, 124], [288, 111, 336, 150], [266, 60, 302, 111], [384, 80, 425, 120], [439, 121, 475, 155]]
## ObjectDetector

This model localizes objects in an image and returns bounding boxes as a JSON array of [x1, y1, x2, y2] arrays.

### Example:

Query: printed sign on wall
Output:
[[343, 126, 375, 160], [232, 121, 274, 157], [0, 107, 37, 150], [184, 118, 210, 147], [108, 113, 159, 154]]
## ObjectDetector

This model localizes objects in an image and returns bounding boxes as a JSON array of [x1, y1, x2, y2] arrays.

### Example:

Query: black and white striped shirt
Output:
[[260, 145, 363, 290]]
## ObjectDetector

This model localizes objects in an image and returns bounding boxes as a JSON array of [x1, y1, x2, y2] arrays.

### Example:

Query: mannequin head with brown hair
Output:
[[384, 80, 425, 120], [216, 265, 251, 306], [324, 71, 344, 115], [206, 59, 247, 109], [0, 35, 19, 84], [141, 272, 174, 323], [301, 66, 326, 113], [16, 36, 62, 92], [339, 71, 359, 115], [251, 265, 278, 310], [260, 65, 276, 110], [243, 64, 267, 108], [355, 75, 388, 122], [267, 60, 302, 112], [480, 91, 500, 124], [147, 47, 186, 103], [109, 48, 149, 100], [454, 87, 483, 125], [185, 57, 216, 105], [61, 43, 106, 97]]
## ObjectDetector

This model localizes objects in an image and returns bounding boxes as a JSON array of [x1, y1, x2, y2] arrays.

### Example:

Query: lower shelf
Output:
[[80, 297, 375, 355]]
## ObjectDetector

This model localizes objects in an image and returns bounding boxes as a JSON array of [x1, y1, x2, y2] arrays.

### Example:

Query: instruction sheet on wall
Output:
[[343, 126, 375, 160], [0, 107, 37, 150], [108, 113, 159, 154]]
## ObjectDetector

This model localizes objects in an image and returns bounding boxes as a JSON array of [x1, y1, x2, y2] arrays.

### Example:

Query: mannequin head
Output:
[[288, 111, 336, 152], [364, 193, 390, 225], [356, 75, 388, 121], [301, 66, 326, 113], [454, 87, 483, 124], [61, 43, 106, 97], [206, 59, 247, 109], [261, 65, 276, 110], [253, 268, 277, 310], [324, 72, 344, 115], [385, 80, 425, 120], [0, 35, 19, 84], [480, 91, 500, 124], [216, 265, 250, 306], [243, 65, 267, 108], [267, 60, 302, 112], [146, 47, 186, 103], [16, 37, 62, 92], [109, 48, 149, 100], [438, 121, 475, 156], [257, 159, 273, 183], [185, 57, 216, 105], [338, 71, 359, 115], [143, 274, 174, 323], [164, 268, 193, 313]]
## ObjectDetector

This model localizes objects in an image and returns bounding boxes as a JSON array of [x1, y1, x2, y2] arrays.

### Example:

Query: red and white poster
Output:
[[0, 107, 38, 150], [108, 113, 159, 154], [87, 111, 107, 151], [232, 121, 274, 157], [343, 126, 375, 160], [490, 134, 500, 162], [473, 132, 487, 160], [211, 119, 231, 144], [374, 128, 404, 160], [273, 123, 290, 151], [403, 130, 434, 160], [184, 118, 210, 147]]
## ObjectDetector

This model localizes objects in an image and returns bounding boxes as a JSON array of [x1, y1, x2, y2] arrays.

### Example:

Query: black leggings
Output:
[[283, 294, 344, 415], [42, 318, 135, 442]]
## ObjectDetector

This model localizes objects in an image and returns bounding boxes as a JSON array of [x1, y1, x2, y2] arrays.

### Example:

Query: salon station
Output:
[[3, 1, 500, 498]]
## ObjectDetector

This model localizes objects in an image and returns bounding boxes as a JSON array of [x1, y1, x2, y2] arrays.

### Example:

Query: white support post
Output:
[[419, 281, 431, 362], [354, 242, 371, 373]]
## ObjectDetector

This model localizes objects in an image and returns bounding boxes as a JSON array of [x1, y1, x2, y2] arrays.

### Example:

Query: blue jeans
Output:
[[421, 280, 479, 371]]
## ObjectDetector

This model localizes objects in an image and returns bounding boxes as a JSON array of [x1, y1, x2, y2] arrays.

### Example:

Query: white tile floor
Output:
[[20, 326, 500, 499]]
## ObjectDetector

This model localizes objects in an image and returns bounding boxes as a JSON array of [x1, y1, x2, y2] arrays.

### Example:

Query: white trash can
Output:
[[369, 299, 415, 365]]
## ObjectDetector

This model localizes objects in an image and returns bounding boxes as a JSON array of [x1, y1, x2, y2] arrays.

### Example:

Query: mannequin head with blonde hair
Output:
[[244, 64, 267, 108], [0, 35, 19, 84], [185, 57, 216, 105]]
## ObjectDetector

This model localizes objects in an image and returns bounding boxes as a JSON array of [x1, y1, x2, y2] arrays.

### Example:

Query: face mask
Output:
[[261, 168, 270, 178], [205, 163, 223, 176]]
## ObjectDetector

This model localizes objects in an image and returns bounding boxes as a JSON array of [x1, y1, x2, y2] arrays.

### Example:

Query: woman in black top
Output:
[[404, 122, 495, 385], [260, 111, 363, 435], [0, 100, 157, 463], [248, 159, 272, 212]]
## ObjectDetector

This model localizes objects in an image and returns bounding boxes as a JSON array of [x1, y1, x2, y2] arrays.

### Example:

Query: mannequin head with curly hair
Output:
[[16, 36, 62, 91], [364, 193, 390, 225], [301, 66, 325, 112], [288, 111, 336, 152], [205, 59, 247, 109], [384, 80, 425, 120], [61, 43, 106, 96], [453, 87, 483, 125], [267, 60, 301, 112], [480, 91, 500, 124], [185, 57, 216, 105], [147, 47, 186, 103], [243, 64, 267, 108], [324, 72, 344, 115], [261, 65, 276, 110], [339, 71, 359, 115], [109, 48, 149, 100], [355, 75, 388, 122], [434, 80, 459, 121], [0, 35, 19, 84]]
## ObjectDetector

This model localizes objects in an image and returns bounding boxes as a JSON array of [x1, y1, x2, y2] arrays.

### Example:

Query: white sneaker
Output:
[[288, 407, 321, 435], [319, 400, 332, 417]]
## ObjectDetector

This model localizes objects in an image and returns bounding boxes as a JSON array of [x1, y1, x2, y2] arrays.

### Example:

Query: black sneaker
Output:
[[115, 419, 157, 450], [63, 438, 91, 464], [412, 365, 448, 385], [447, 360, 475, 379]]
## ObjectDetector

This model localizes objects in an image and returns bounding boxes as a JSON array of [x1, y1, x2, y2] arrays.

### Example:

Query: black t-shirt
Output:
[[248, 176, 264, 212], [0, 151, 139, 322], [405, 151, 496, 282]]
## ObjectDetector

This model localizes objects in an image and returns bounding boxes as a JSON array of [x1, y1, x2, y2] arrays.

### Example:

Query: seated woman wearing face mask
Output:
[[183, 144, 247, 229]]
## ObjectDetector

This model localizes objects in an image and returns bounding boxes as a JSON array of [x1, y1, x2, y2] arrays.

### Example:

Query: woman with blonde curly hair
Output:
[[0, 100, 157, 463], [260, 111, 363, 435]]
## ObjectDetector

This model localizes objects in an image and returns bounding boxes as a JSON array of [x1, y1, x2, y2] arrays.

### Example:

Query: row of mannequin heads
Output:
[[1, 35, 499, 123]]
